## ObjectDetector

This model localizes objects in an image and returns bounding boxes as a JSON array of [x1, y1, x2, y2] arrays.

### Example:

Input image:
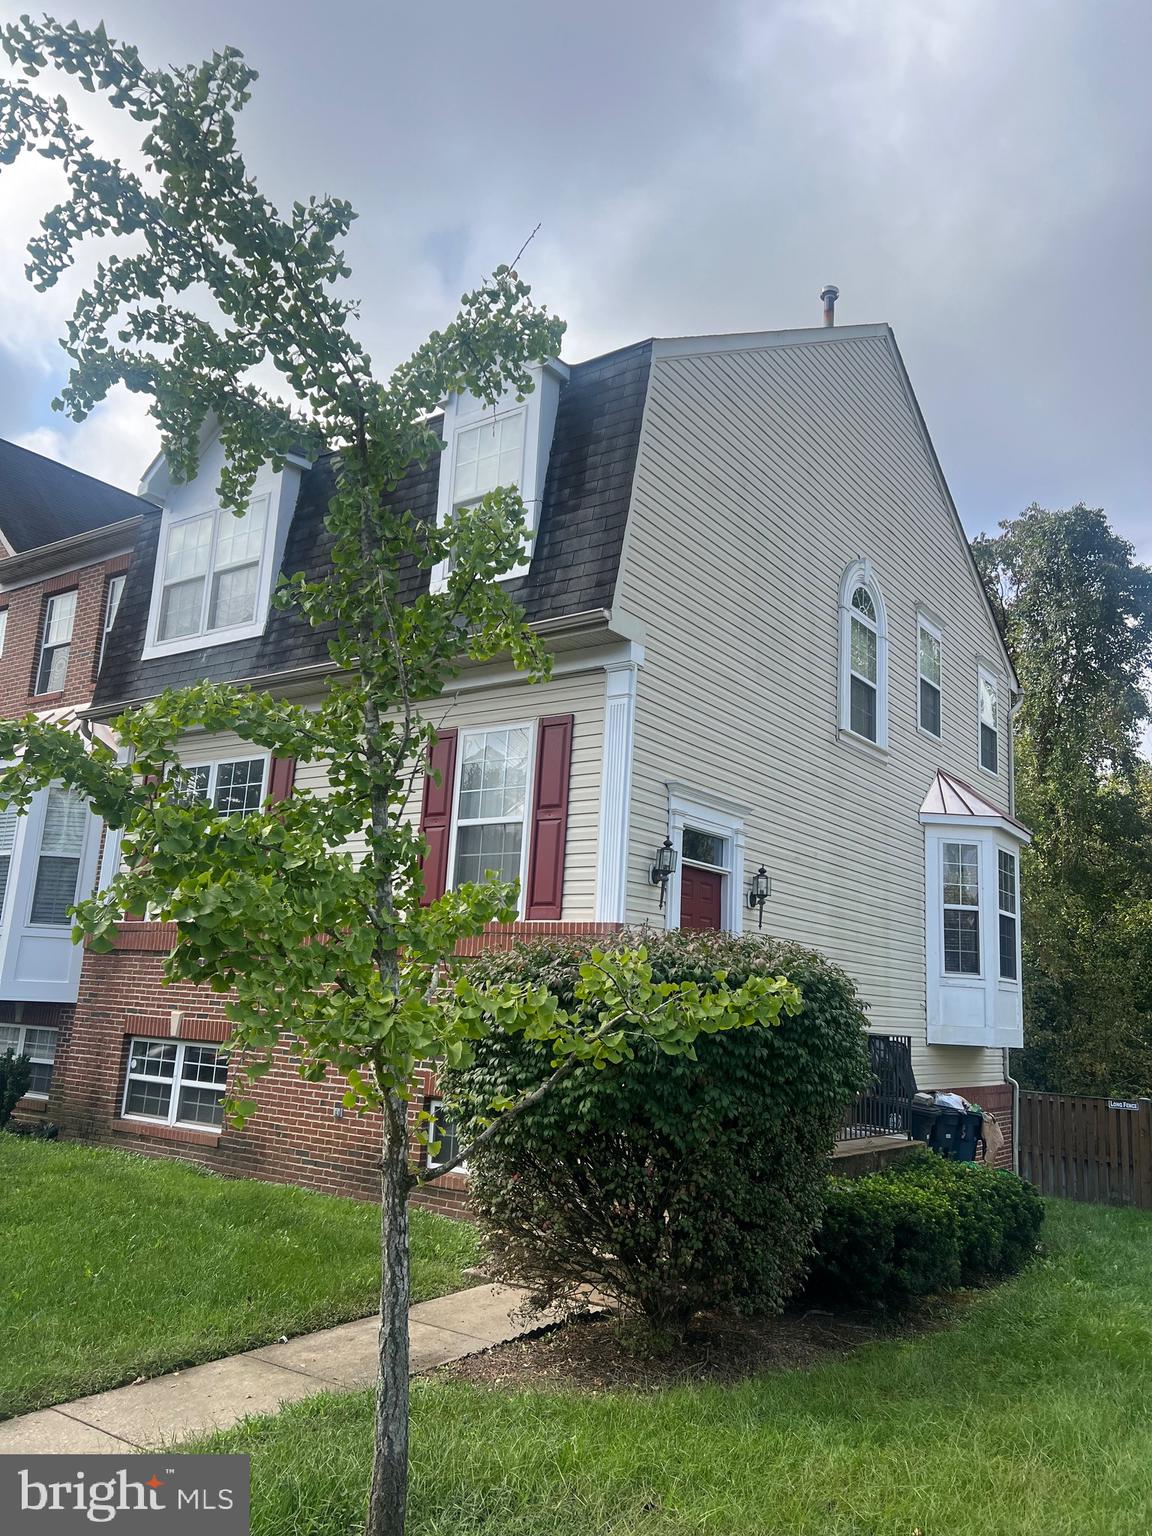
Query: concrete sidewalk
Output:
[[0, 1283, 542, 1453]]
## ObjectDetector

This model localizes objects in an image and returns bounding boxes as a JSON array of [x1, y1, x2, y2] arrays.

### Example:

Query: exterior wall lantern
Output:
[[650, 837, 678, 909], [748, 865, 772, 927]]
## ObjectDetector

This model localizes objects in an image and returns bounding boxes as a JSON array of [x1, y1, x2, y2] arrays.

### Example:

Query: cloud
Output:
[[14, 388, 157, 494]]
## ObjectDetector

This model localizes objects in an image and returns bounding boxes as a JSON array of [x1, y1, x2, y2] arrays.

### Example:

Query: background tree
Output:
[[0, 22, 801, 1536], [975, 504, 1152, 1094]]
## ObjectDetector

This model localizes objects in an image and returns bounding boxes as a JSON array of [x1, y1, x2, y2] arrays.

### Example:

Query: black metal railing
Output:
[[839, 1033, 916, 1141]]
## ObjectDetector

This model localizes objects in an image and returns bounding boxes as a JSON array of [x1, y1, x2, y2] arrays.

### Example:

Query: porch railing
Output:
[[839, 1033, 915, 1141]]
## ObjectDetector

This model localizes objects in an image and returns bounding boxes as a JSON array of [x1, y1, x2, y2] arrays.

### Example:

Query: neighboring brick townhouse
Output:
[[0, 438, 146, 1121], [28, 311, 1028, 1200]]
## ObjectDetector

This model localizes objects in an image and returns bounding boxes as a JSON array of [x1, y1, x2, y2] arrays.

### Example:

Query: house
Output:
[[43, 309, 1028, 1204], [0, 439, 146, 1116]]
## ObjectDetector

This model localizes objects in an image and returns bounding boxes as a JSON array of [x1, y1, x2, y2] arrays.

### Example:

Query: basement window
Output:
[[0, 1021, 57, 1097], [121, 1038, 229, 1129]]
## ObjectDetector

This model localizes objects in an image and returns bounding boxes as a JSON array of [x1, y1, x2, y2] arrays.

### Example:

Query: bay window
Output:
[[998, 849, 1019, 981], [451, 725, 531, 890], [0, 806, 16, 923], [121, 1038, 229, 1128], [942, 841, 981, 975]]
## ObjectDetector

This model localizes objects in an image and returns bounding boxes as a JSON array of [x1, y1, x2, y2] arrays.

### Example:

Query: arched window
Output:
[[839, 560, 888, 747]]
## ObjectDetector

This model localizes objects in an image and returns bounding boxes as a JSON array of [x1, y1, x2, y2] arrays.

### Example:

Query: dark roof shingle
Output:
[[0, 438, 149, 554]]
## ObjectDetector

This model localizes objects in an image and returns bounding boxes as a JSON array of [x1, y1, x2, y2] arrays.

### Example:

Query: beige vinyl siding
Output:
[[615, 330, 1013, 1090], [189, 667, 607, 921]]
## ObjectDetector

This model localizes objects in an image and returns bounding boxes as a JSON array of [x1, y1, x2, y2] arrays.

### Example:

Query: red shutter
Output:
[[525, 714, 574, 921], [418, 730, 458, 905], [267, 757, 297, 802]]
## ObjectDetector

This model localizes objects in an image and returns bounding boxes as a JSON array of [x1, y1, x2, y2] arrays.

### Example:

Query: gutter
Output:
[[0, 515, 143, 590], [83, 608, 632, 722]]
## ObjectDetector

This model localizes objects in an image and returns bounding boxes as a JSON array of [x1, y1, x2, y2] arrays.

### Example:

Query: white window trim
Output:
[[917, 612, 943, 740], [34, 589, 76, 696], [171, 751, 271, 815], [997, 847, 1021, 983], [837, 558, 889, 750], [978, 664, 1000, 777], [141, 493, 275, 660], [429, 360, 568, 594], [941, 839, 983, 979], [98, 572, 126, 672], [120, 1036, 229, 1131], [663, 787, 747, 935], [444, 722, 536, 918], [425, 1096, 467, 1173], [0, 607, 8, 659], [0, 1016, 57, 1100]]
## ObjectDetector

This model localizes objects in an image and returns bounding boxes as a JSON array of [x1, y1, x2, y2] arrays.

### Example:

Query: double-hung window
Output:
[[979, 669, 999, 773], [30, 786, 87, 926], [173, 757, 267, 816], [998, 849, 1019, 981], [452, 411, 525, 513], [918, 619, 942, 737], [155, 498, 269, 644], [451, 726, 531, 890], [35, 590, 76, 694], [0, 1021, 57, 1097], [942, 840, 981, 975], [98, 573, 126, 671], [121, 1038, 229, 1128]]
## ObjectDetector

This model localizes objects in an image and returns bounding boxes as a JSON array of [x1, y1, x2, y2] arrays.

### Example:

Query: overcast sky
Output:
[[0, 0, 1148, 562]]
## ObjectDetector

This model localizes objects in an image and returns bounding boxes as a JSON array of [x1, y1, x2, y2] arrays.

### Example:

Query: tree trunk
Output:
[[364, 1095, 412, 1536]]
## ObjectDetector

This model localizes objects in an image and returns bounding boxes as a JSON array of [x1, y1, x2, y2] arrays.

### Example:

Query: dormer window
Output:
[[431, 360, 568, 592], [155, 498, 269, 644]]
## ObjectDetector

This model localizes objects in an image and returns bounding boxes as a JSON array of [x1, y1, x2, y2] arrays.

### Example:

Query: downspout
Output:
[[1004, 687, 1025, 1171]]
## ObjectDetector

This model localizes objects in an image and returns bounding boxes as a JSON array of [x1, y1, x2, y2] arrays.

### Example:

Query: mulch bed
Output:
[[438, 1299, 958, 1394]]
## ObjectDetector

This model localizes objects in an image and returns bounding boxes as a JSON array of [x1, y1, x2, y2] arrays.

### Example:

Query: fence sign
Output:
[[1108, 1100, 1141, 1112]]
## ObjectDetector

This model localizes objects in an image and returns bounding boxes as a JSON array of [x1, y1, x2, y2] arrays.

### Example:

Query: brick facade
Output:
[[49, 921, 625, 1211], [0, 551, 131, 715]]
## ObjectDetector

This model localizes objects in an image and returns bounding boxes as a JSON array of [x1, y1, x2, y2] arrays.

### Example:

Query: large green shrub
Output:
[[804, 1149, 1044, 1310], [0, 1049, 32, 1130], [441, 929, 871, 1337]]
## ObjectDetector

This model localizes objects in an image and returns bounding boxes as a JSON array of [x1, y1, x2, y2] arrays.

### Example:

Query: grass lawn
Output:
[[0, 1136, 478, 1419], [202, 1199, 1152, 1536]]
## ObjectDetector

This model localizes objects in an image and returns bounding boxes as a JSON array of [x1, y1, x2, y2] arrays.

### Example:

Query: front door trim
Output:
[[663, 787, 747, 935]]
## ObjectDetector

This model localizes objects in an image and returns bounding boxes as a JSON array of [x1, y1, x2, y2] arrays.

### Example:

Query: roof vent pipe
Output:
[[820, 284, 839, 326]]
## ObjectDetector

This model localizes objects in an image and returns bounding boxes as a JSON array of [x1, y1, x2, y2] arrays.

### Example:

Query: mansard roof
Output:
[[93, 339, 653, 709]]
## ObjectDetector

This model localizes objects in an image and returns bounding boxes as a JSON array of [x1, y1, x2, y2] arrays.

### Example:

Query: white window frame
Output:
[[978, 665, 999, 775], [171, 752, 271, 817], [0, 607, 8, 658], [445, 722, 535, 916], [27, 784, 89, 929], [0, 1017, 57, 1099], [997, 847, 1020, 982], [120, 1036, 229, 1131], [663, 786, 747, 935], [425, 1096, 467, 1173], [838, 559, 889, 750], [917, 614, 943, 739], [941, 839, 982, 978], [35, 589, 77, 696], [98, 572, 127, 672], [143, 494, 274, 659]]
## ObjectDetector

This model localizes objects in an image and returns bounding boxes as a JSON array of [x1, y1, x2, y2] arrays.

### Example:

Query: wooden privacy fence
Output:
[[1019, 1092, 1152, 1208]]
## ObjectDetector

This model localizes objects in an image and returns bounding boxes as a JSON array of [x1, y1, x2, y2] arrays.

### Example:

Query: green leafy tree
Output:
[[0, 23, 801, 1535], [975, 504, 1152, 1093]]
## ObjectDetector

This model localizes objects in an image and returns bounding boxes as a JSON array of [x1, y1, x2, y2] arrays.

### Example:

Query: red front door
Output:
[[680, 866, 723, 931]]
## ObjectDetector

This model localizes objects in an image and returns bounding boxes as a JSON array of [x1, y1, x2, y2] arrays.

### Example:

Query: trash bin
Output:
[[911, 1102, 982, 1160]]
